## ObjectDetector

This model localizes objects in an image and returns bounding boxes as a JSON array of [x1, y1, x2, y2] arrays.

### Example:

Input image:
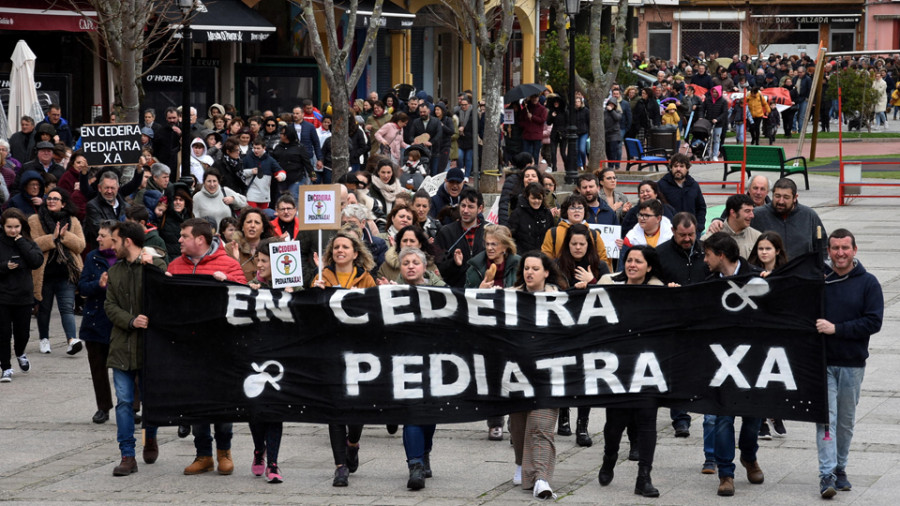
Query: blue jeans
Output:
[[522, 139, 542, 165], [458, 148, 473, 177], [113, 368, 156, 457], [734, 123, 745, 144], [714, 415, 761, 478], [193, 423, 233, 456], [38, 278, 76, 342], [710, 126, 723, 159], [874, 111, 887, 126], [703, 414, 717, 464], [403, 424, 436, 465], [794, 101, 808, 131], [816, 366, 865, 478], [576, 133, 588, 168]]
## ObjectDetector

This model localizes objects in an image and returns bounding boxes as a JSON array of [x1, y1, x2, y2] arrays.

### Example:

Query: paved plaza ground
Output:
[[1, 144, 899, 505]]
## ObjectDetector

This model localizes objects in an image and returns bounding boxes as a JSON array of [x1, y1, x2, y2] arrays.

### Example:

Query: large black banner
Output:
[[143, 257, 827, 426]]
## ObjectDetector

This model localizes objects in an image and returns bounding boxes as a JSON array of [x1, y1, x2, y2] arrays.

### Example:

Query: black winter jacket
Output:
[[508, 201, 555, 254], [0, 233, 44, 306]]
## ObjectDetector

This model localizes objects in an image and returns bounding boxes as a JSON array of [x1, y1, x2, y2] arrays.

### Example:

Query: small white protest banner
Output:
[[589, 224, 622, 259]]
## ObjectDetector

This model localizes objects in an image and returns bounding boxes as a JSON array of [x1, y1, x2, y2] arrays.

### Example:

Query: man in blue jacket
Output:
[[814, 229, 883, 498]]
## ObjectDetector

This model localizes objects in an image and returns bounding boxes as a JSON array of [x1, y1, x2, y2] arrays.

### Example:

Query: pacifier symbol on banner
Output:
[[721, 278, 770, 312], [243, 360, 284, 398]]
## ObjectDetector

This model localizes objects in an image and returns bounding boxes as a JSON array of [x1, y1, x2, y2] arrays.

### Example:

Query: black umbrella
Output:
[[504, 83, 547, 105]]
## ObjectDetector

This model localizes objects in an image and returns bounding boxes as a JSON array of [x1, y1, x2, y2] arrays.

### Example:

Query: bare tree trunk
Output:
[[298, 0, 382, 182], [586, 0, 629, 170], [73, 0, 187, 124], [458, 0, 515, 188]]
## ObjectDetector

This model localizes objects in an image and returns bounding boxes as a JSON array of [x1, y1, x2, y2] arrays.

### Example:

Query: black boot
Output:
[[407, 462, 426, 490], [634, 466, 659, 497], [598, 453, 616, 486], [557, 408, 572, 436], [423, 452, 432, 478], [576, 418, 593, 447]]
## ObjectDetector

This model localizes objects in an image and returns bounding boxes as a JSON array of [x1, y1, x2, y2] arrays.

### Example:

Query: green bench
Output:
[[721, 145, 809, 190]]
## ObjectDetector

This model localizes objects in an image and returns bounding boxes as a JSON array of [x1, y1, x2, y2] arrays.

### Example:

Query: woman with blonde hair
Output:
[[464, 224, 521, 441]]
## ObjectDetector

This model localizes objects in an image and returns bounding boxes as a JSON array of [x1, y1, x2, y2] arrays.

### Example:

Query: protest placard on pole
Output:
[[589, 224, 622, 259], [79, 123, 142, 166], [297, 184, 343, 282], [268, 240, 303, 289]]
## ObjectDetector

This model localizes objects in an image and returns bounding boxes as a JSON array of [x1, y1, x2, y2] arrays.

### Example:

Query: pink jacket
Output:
[[375, 122, 408, 162]]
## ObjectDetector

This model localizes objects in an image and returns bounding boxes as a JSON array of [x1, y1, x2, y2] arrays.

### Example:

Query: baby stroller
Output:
[[399, 144, 431, 191], [688, 118, 713, 161]]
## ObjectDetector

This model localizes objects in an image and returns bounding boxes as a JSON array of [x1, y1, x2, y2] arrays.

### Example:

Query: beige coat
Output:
[[28, 214, 86, 300]]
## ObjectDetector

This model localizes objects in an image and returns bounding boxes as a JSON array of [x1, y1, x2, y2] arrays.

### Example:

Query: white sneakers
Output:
[[533, 479, 557, 500], [513, 465, 522, 485], [1, 369, 12, 382], [66, 338, 83, 356], [40, 339, 51, 354]]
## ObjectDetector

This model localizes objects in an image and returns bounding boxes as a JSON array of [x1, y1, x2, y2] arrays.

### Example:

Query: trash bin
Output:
[[650, 125, 678, 155]]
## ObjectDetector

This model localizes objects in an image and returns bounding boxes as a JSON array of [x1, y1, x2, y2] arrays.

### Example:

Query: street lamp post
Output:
[[565, 0, 579, 184], [179, 0, 194, 183]]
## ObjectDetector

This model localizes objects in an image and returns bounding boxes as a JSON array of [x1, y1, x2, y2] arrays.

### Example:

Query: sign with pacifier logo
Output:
[[269, 240, 303, 288], [298, 184, 342, 230]]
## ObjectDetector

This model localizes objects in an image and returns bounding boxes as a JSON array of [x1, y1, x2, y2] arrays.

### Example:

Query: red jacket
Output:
[[270, 217, 299, 240], [518, 101, 548, 141], [167, 237, 247, 283], [56, 166, 89, 221]]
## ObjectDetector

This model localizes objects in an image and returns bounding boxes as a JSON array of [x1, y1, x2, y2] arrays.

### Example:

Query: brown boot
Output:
[[143, 438, 158, 464], [216, 449, 234, 475], [740, 458, 764, 484], [113, 456, 138, 476], [184, 456, 215, 475], [717, 476, 735, 496]]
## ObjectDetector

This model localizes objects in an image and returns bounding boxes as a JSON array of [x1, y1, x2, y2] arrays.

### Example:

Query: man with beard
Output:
[[105, 221, 168, 476], [656, 212, 709, 441], [750, 177, 826, 261], [657, 153, 707, 234], [405, 103, 442, 152], [576, 173, 617, 226], [153, 107, 182, 171], [435, 187, 484, 288]]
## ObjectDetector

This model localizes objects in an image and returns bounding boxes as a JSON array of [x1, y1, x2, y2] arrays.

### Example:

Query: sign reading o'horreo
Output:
[[80, 123, 142, 166]]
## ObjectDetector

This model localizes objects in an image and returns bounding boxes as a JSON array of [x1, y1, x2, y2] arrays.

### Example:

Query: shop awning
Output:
[[168, 0, 276, 43], [0, 0, 97, 32], [340, 0, 415, 30]]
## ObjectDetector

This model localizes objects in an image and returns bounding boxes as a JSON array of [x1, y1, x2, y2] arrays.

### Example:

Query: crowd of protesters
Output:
[[0, 50, 886, 498]]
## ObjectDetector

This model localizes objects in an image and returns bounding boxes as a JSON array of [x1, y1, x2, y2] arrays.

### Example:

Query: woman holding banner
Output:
[[227, 208, 275, 283], [245, 237, 287, 484], [508, 251, 567, 499], [464, 224, 521, 441], [596, 245, 664, 497], [311, 226, 375, 487], [387, 247, 447, 490], [553, 224, 609, 445]]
